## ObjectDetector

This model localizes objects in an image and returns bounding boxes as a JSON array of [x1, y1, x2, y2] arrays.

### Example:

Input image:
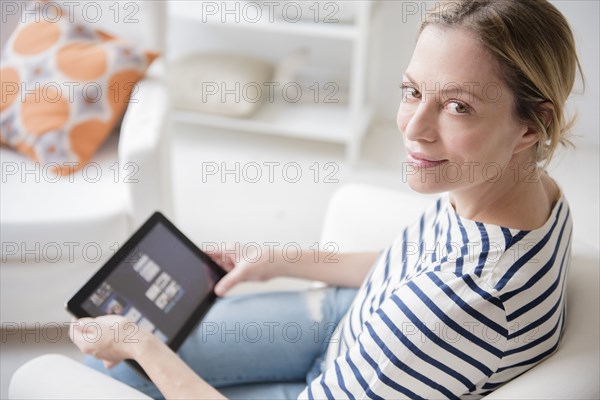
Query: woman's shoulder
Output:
[[474, 190, 573, 299]]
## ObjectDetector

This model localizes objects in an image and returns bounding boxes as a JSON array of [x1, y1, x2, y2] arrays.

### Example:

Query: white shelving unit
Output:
[[167, 1, 375, 162]]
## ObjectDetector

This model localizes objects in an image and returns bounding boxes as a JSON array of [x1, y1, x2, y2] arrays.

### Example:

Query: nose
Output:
[[398, 100, 439, 143]]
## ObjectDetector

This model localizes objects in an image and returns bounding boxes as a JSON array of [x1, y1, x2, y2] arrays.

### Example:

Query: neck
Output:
[[449, 155, 557, 230]]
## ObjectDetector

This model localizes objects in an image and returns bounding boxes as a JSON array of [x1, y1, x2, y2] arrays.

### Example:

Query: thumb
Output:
[[214, 268, 245, 297]]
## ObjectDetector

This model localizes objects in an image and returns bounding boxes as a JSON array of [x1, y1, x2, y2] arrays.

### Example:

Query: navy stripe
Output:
[[506, 231, 570, 321], [507, 293, 562, 340], [383, 246, 391, 281], [307, 374, 314, 399], [427, 273, 507, 337], [559, 300, 567, 338], [430, 199, 442, 263], [502, 228, 529, 251], [354, 342, 390, 400], [500, 213, 569, 302], [378, 275, 393, 309], [504, 311, 562, 356], [496, 338, 561, 372], [347, 308, 357, 342], [507, 229, 530, 250], [461, 274, 504, 310], [376, 307, 476, 391], [454, 215, 469, 275], [501, 227, 513, 251], [378, 248, 393, 307], [357, 249, 381, 333], [340, 331, 348, 354], [507, 248, 569, 340], [474, 222, 490, 277], [495, 203, 564, 291], [401, 229, 408, 279], [417, 214, 425, 271], [363, 322, 447, 399], [319, 371, 335, 400], [408, 281, 504, 358], [368, 289, 377, 315], [419, 213, 425, 243], [354, 296, 365, 337], [392, 296, 494, 376], [481, 380, 506, 390], [445, 213, 453, 259], [333, 360, 354, 399], [344, 347, 384, 400], [438, 213, 459, 267], [432, 218, 440, 263]]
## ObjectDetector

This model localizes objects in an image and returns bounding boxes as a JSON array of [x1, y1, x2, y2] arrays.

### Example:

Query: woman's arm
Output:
[[70, 316, 226, 399], [133, 332, 226, 400], [209, 247, 380, 296], [280, 251, 379, 287]]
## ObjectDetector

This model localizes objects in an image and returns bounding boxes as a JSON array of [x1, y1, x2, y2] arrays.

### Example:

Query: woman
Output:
[[71, 0, 582, 398]]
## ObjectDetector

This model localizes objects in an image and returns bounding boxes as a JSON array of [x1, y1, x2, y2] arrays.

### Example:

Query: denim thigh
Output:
[[84, 286, 358, 399]]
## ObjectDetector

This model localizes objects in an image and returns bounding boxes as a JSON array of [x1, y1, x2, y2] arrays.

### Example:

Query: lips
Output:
[[407, 151, 449, 168]]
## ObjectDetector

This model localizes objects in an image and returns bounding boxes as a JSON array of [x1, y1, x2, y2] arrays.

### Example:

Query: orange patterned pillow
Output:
[[0, 3, 158, 174]]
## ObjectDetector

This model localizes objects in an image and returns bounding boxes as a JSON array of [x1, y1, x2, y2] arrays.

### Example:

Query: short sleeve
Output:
[[298, 271, 508, 399]]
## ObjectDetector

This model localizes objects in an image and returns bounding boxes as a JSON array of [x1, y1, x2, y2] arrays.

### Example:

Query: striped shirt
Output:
[[299, 192, 572, 399]]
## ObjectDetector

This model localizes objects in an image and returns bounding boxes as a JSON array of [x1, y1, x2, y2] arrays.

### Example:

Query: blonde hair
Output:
[[419, 0, 584, 164]]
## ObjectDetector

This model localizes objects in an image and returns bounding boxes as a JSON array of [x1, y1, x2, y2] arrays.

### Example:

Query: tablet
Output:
[[66, 211, 226, 377]]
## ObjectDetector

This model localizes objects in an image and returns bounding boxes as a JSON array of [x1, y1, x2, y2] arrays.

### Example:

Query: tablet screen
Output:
[[68, 213, 225, 348]]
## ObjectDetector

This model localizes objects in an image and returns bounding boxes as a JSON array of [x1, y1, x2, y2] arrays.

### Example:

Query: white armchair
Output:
[[8, 184, 599, 399], [0, 1, 172, 326]]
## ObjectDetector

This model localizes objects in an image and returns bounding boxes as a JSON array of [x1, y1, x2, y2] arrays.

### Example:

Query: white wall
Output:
[[368, 0, 600, 147], [552, 0, 600, 147]]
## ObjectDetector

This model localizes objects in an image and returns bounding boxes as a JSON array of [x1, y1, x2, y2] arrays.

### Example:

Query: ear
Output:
[[513, 101, 554, 155], [538, 101, 555, 129]]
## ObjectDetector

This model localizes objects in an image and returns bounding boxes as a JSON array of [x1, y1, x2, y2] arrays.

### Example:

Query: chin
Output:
[[406, 176, 452, 194]]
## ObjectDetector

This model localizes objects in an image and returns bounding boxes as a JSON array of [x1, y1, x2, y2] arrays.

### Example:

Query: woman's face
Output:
[[397, 26, 534, 194]]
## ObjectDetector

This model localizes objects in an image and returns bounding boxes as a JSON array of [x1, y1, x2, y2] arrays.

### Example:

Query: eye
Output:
[[446, 101, 471, 115], [400, 83, 421, 100]]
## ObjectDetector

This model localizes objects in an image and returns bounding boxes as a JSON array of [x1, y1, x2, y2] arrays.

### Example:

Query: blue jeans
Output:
[[84, 286, 358, 399]]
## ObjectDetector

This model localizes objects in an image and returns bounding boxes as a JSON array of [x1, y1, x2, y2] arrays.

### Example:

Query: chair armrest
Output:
[[9, 354, 150, 399], [319, 183, 433, 252], [118, 59, 173, 228]]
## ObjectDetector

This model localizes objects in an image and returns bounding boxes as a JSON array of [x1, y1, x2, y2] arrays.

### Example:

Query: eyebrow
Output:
[[403, 72, 485, 103]]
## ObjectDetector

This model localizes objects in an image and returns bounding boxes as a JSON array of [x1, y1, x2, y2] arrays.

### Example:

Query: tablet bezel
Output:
[[66, 211, 227, 375]]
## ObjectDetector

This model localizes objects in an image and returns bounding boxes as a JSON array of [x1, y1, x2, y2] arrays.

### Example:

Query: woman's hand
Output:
[[205, 244, 379, 294], [205, 244, 282, 296], [72, 315, 227, 399], [69, 315, 150, 369]]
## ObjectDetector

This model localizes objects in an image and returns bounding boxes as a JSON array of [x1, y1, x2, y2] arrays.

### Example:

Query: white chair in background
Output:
[[0, 1, 172, 326]]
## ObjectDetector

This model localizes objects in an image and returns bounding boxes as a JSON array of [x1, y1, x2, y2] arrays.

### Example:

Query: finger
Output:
[[205, 251, 234, 271], [103, 360, 118, 369], [214, 268, 245, 296]]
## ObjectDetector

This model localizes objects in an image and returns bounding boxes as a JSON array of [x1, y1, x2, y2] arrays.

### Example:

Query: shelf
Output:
[[166, 1, 375, 163], [168, 1, 360, 41], [171, 102, 362, 144]]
